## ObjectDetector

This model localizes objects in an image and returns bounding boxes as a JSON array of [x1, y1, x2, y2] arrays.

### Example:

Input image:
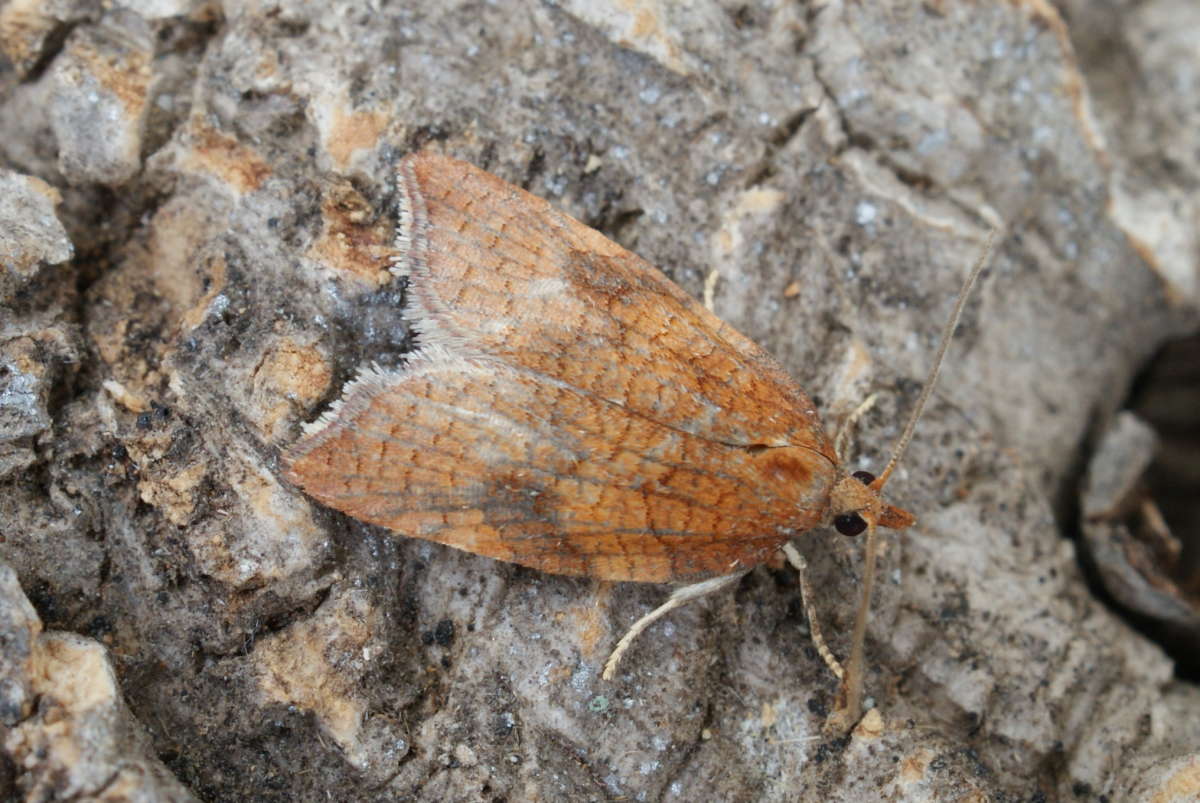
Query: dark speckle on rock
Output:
[[434, 619, 455, 647]]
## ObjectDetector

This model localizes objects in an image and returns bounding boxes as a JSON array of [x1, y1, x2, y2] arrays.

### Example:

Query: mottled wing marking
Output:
[[285, 352, 836, 582], [393, 151, 836, 461]]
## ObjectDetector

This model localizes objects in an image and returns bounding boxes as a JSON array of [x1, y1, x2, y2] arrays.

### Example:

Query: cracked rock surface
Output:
[[1, 1, 1198, 800]]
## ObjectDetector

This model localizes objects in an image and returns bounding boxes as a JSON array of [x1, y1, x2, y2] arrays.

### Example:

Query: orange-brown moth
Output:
[[284, 150, 992, 733]]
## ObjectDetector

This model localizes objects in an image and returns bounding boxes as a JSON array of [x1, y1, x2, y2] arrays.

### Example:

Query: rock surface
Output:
[[0, 563, 197, 801], [0, 1, 1198, 800]]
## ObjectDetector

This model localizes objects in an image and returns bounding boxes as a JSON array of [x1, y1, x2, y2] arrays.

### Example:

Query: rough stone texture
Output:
[[1134, 332, 1200, 601], [0, 169, 73, 301], [0, 562, 197, 802], [0, 0, 95, 79], [1057, 0, 1200, 305], [0, 564, 39, 728], [48, 10, 154, 185], [0, 0, 1197, 801], [0, 314, 78, 482], [1080, 411, 1200, 674]]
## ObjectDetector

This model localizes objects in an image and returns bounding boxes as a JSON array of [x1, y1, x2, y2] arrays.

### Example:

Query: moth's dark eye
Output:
[[834, 513, 867, 537], [852, 470, 876, 486]]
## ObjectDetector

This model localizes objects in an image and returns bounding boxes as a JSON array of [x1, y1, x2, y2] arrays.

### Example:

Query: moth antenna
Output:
[[874, 228, 998, 490]]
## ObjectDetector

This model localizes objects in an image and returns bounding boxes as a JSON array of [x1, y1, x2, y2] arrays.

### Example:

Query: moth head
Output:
[[829, 470, 916, 537]]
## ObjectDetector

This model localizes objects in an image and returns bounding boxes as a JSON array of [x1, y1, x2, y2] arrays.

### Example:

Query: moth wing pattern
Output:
[[394, 151, 836, 459], [284, 350, 836, 582]]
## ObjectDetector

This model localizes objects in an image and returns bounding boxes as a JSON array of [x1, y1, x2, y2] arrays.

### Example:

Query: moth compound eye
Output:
[[834, 513, 867, 537], [852, 470, 876, 486]]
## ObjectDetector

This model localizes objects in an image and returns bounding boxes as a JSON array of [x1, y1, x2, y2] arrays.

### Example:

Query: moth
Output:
[[285, 150, 991, 732]]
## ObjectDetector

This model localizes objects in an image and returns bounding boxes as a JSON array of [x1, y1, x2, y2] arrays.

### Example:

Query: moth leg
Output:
[[702, 269, 720, 312], [826, 516, 880, 735], [602, 572, 746, 681], [833, 392, 878, 462], [781, 542, 843, 680]]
